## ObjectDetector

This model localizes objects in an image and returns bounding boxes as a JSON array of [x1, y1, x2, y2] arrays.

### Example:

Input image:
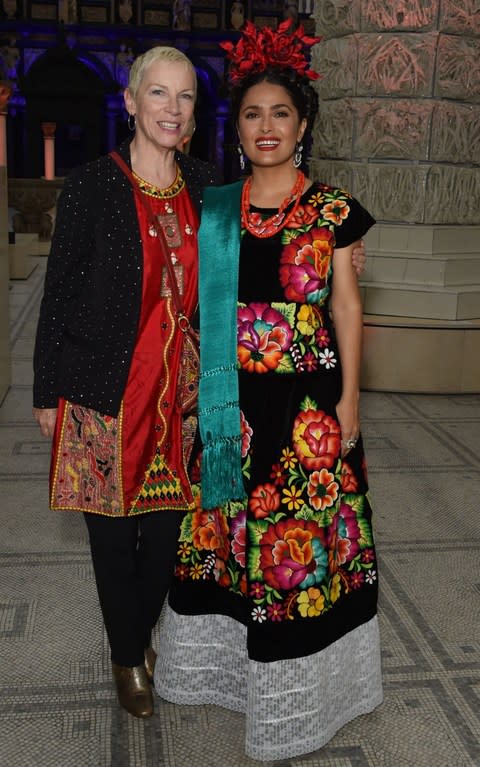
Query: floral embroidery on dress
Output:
[[176, 395, 375, 625]]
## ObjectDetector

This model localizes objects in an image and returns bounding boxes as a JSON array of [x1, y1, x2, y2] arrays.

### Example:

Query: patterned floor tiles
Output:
[[0, 258, 479, 767]]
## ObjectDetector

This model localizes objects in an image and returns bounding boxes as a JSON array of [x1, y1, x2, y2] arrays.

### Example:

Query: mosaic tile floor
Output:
[[1, 257, 479, 767]]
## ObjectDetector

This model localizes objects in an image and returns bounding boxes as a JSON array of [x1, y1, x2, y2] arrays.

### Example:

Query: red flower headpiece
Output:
[[220, 19, 321, 86]]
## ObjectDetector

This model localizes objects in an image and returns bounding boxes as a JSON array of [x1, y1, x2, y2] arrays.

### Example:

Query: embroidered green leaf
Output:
[[227, 500, 246, 518], [357, 517, 373, 547], [241, 453, 251, 480], [247, 548, 263, 581], [248, 519, 269, 545], [276, 354, 296, 374], [281, 229, 300, 246], [273, 302, 297, 327], [178, 514, 192, 542], [300, 395, 318, 411], [295, 504, 315, 521]]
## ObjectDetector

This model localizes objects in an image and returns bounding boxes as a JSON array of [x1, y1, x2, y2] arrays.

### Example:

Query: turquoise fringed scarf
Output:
[[198, 180, 246, 509]]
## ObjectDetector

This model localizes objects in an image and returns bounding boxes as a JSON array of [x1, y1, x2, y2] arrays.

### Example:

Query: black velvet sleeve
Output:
[[33, 166, 94, 408], [333, 195, 376, 249]]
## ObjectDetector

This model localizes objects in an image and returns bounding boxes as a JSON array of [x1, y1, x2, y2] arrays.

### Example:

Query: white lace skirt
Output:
[[155, 606, 383, 762]]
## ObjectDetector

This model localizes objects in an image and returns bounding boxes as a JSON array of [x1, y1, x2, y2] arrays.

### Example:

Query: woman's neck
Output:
[[129, 136, 177, 189], [248, 166, 308, 208]]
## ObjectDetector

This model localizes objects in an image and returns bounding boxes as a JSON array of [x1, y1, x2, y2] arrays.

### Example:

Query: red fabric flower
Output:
[[220, 20, 321, 85], [292, 408, 341, 470]]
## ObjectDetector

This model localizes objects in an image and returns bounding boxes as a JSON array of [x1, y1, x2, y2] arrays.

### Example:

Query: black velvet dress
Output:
[[156, 182, 383, 762]]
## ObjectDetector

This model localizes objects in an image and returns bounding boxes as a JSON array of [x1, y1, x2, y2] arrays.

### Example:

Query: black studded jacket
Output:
[[33, 139, 219, 416]]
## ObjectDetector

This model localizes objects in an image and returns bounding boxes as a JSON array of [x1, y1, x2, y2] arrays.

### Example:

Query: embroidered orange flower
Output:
[[292, 408, 341, 470], [307, 468, 339, 511], [249, 483, 281, 519], [192, 509, 230, 559], [321, 200, 349, 225], [340, 461, 358, 492]]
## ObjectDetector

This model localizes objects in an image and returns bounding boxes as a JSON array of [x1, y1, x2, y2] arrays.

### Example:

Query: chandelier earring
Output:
[[237, 143, 246, 172], [293, 142, 303, 169], [127, 113, 136, 132]]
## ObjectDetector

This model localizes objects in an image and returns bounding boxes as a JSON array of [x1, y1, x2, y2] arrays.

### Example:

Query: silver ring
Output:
[[343, 438, 357, 450]]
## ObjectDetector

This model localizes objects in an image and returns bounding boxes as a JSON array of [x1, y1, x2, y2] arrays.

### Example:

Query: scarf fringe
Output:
[[200, 435, 246, 509]]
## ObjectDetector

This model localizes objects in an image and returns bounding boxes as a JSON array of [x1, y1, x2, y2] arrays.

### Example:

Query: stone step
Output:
[[364, 223, 480, 254], [360, 314, 480, 393], [363, 253, 480, 287], [360, 282, 480, 320]]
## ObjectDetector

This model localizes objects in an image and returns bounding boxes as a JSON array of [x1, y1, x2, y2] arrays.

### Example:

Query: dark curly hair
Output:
[[231, 66, 319, 133]]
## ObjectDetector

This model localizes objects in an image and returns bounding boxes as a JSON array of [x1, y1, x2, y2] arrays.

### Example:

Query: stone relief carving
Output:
[[354, 99, 433, 160], [435, 35, 480, 103], [314, 37, 357, 100], [358, 33, 436, 97], [439, 0, 480, 35], [312, 0, 359, 40], [425, 166, 480, 224], [431, 102, 480, 165], [363, 0, 436, 31], [313, 100, 353, 159], [310, 159, 353, 197], [354, 163, 428, 223]]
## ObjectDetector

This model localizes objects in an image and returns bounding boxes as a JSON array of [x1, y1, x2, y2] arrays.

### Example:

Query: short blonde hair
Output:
[[128, 46, 197, 99]]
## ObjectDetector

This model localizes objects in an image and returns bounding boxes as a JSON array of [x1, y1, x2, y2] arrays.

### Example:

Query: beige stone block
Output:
[[440, 0, 480, 35], [364, 222, 480, 254], [462, 330, 480, 390], [403, 257, 480, 286], [361, 321, 480, 393], [458, 291, 480, 320], [313, 0, 360, 40], [314, 100, 354, 159], [362, 284, 480, 320], [369, 255, 408, 283], [357, 33, 437, 98], [361, 326, 474, 393], [444, 258, 480, 285], [435, 35, 480, 103], [316, 37, 358, 100], [361, 0, 437, 32], [430, 102, 480, 165], [354, 99, 433, 161], [353, 162, 427, 223], [8, 234, 37, 280], [424, 165, 480, 225], [309, 159, 354, 196]]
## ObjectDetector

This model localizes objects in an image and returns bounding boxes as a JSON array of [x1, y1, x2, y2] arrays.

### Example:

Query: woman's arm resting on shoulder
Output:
[[32, 407, 58, 439], [351, 239, 366, 276], [331, 239, 364, 457]]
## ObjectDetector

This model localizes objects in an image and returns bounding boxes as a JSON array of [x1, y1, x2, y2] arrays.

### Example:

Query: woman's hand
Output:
[[336, 396, 360, 458], [351, 239, 367, 276], [33, 407, 57, 439]]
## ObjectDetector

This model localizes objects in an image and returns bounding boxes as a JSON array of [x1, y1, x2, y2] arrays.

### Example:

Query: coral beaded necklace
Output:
[[241, 170, 305, 238]]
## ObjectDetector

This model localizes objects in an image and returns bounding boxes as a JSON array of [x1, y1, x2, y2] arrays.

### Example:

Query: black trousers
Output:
[[84, 510, 182, 667]]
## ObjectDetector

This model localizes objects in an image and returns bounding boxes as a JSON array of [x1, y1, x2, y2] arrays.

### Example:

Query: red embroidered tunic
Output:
[[49, 171, 199, 516]]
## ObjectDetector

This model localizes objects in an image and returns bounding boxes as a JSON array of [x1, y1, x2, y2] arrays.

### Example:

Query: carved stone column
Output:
[[0, 82, 12, 167], [311, 0, 480, 392], [41, 122, 56, 180]]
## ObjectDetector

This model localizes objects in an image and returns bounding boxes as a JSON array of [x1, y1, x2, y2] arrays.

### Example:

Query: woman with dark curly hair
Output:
[[154, 21, 383, 761]]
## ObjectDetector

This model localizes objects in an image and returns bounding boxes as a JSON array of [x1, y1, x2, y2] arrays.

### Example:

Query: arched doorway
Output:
[[20, 42, 112, 177]]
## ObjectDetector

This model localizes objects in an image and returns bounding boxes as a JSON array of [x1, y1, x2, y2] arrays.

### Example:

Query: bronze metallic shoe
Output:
[[112, 662, 153, 718], [144, 646, 157, 684]]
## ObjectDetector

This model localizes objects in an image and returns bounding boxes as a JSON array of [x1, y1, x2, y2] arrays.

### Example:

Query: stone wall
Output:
[[310, 0, 480, 225]]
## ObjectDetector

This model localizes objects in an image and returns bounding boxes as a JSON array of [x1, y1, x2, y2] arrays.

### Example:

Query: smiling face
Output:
[[237, 81, 307, 170], [124, 59, 195, 151]]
